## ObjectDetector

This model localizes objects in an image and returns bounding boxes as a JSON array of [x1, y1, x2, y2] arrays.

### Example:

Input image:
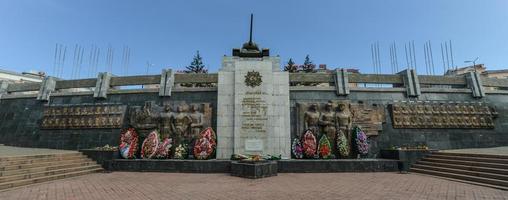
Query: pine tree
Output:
[[301, 55, 316, 73], [185, 51, 208, 73], [284, 58, 298, 72]]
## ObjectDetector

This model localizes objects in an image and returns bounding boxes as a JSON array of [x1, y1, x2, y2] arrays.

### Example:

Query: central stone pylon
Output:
[[216, 15, 290, 159]]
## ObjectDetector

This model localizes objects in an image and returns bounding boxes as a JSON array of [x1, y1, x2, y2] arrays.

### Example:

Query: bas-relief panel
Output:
[[296, 101, 385, 138], [41, 104, 127, 129], [129, 101, 212, 143], [391, 101, 497, 129]]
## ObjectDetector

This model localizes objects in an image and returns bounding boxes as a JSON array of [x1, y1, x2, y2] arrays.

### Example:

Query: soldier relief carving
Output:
[[129, 101, 215, 159], [391, 101, 497, 129], [296, 101, 384, 159]]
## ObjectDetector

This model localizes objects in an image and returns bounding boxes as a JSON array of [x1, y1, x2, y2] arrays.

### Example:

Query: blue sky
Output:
[[0, 0, 507, 79]]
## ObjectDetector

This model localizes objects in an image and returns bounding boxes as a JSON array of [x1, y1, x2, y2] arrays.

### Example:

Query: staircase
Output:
[[411, 152, 508, 190], [0, 152, 103, 191]]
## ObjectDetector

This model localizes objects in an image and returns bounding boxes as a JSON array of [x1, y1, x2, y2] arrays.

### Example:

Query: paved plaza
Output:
[[0, 172, 506, 200]]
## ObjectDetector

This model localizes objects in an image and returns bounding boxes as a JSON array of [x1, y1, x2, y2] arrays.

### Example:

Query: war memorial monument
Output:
[[0, 16, 507, 186]]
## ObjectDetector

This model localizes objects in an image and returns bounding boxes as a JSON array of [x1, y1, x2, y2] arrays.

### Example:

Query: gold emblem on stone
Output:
[[244, 71, 262, 88]]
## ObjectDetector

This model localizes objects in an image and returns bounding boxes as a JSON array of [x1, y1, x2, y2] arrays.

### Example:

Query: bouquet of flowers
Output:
[[174, 144, 188, 159], [318, 135, 332, 159], [302, 130, 317, 158], [336, 130, 350, 158], [119, 128, 139, 159], [154, 137, 172, 159], [193, 127, 216, 160], [291, 138, 303, 159], [141, 130, 160, 159], [354, 126, 369, 155]]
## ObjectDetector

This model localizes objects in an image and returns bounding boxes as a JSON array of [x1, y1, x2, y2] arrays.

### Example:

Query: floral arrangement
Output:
[[354, 126, 369, 155], [336, 130, 350, 158], [302, 130, 317, 158], [230, 154, 281, 161], [119, 128, 139, 159], [141, 130, 160, 159], [174, 144, 188, 159], [94, 144, 118, 151], [318, 135, 332, 159], [291, 138, 303, 159], [193, 127, 216, 160], [154, 137, 172, 159]]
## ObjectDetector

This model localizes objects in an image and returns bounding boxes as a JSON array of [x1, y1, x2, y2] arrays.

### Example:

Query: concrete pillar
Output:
[[36, 77, 56, 101], [93, 72, 112, 99], [398, 69, 421, 97], [334, 68, 350, 96], [158, 69, 175, 97], [466, 71, 485, 98], [0, 81, 9, 101]]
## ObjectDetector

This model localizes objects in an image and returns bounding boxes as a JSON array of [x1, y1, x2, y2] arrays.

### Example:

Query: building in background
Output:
[[0, 69, 45, 83], [445, 64, 508, 79]]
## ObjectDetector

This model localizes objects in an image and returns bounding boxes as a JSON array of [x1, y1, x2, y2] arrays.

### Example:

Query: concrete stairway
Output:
[[411, 152, 508, 190], [0, 152, 103, 191]]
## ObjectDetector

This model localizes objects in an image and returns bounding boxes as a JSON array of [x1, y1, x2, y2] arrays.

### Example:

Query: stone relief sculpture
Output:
[[303, 104, 320, 138], [128, 101, 213, 158], [319, 102, 336, 142], [391, 101, 496, 129], [41, 104, 127, 129], [190, 104, 204, 138]]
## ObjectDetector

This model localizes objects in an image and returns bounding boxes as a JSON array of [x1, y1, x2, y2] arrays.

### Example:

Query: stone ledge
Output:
[[277, 159, 399, 173], [110, 159, 231, 173], [231, 161, 278, 179]]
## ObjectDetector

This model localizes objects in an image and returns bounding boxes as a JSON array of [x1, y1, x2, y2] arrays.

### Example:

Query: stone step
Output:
[[421, 157, 508, 170], [417, 160, 508, 176], [0, 165, 102, 183], [413, 172, 508, 191], [0, 153, 83, 162], [0, 161, 99, 177], [0, 168, 103, 191], [433, 152, 508, 160], [411, 167, 508, 187], [0, 157, 93, 171], [428, 154, 508, 164], [413, 164, 508, 181], [0, 155, 87, 166]]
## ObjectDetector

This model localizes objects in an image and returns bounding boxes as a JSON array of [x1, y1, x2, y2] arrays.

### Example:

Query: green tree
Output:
[[284, 58, 298, 72], [301, 55, 316, 73], [185, 51, 208, 73]]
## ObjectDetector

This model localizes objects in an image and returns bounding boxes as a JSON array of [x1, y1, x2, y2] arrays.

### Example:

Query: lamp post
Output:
[[464, 57, 479, 73]]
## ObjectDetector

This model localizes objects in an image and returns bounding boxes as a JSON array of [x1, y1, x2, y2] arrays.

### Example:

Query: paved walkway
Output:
[[442, 146, 508, 156], [0, 172, 506, 200], [0, 145, 74, 157]]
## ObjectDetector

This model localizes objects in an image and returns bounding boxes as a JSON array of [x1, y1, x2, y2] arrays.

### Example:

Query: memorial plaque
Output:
[[245, 139, 263, 151]]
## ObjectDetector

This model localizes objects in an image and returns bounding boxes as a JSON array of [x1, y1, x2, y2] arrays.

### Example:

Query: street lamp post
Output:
[[464, 57, 480, 73]]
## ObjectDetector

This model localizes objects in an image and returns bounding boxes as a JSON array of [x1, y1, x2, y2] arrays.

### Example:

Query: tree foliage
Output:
[[284, 58, 298, 72], [184, 51, 208, 73], [301, 55, 316, 73]]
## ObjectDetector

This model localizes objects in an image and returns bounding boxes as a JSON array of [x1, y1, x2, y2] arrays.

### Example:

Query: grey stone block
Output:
[[36, 77, 56, 101], [159, 69, 175, 97], [93, 72, 112, 99]]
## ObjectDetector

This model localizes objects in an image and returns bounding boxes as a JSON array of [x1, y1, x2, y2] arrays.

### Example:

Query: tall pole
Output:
[[249, 14, 253, 45]]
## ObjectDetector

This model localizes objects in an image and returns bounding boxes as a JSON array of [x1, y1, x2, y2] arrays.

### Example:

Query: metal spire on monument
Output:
[[232, 14, 270, 57]]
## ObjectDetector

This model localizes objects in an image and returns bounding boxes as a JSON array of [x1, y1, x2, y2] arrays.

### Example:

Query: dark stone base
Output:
[[231, 161, 278, 179], [96, 158, 398, 174], [79, 149, 119, 170], [380, 149, 437, 171], [277, 159, 399, 173], [110, 159, 231, 173]]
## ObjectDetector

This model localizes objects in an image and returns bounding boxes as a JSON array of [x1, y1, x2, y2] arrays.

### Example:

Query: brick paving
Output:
[[0, 172, 507, 200]]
